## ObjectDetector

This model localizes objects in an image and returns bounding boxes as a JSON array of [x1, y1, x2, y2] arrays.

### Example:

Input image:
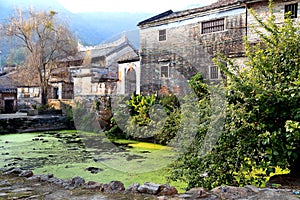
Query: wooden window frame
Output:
[[160, 64, 169, 78], [285, 3, 298, 19], [159, 29, 166, 41], [210, 66, 219, 80], [201, 18, 225, 34]]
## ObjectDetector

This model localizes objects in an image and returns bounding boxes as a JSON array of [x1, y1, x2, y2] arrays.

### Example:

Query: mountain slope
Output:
[[0, 0, 154, 65]]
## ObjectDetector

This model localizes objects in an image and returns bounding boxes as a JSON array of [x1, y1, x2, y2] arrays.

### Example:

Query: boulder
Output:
[[126, 182, 140, 193], [3, 168, 23, 175], [138, 182, 161, 195], [159, 184, 178, 196], [211, 185, 252, 199], [71, 176, 85, 188], [107, 181, 125, 193], [19, 170, 34, 178], [182, 187, 211, 199], [82, 181, 103, 190]]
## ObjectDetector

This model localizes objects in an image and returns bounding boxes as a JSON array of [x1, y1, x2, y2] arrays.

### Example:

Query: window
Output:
[[161, 65, 169, 78], [285, 3, 298, 19], [210, 66, 219, 80], [159, 29, 166, 41], [202, 18, 225, 34]]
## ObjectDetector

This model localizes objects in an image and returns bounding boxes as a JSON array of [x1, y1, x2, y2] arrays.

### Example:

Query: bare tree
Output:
[[3, 8, 78, 105]]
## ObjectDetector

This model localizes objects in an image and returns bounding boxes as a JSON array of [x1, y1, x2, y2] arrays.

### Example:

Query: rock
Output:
[[19, 170, 34, 178], [138, 182, 161, 195], [0, 193, 8, 198], [11, 187, 34, 193], [71, 176, 85, 188], [244, 185, 260, 193], [27, 174, 53, 182], [47, 177, 64, 186], [185, 187, 211, 199], [159, 184, 178, 196], [62, 180, 72, 189], [107, 181, 125, 192], [211, 185, 252, 199], [247, 188, 299, 200], [0, 180, 11, 187], [126, 182, 140, 193], [40, 174, 54, 181], [3, 168, 23, 175], [0, 187, 14, 192], [82, 181, 103, 190]]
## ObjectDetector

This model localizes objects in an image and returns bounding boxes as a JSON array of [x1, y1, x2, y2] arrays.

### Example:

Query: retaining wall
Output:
[[0, 115, 69, 134]]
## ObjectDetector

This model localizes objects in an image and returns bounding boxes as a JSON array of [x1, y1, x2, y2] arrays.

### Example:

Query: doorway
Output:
[[4, 100, 15, 113]]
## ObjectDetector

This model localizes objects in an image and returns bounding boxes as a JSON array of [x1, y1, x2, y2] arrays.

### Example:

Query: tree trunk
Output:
[[41, 86, 48, 105]]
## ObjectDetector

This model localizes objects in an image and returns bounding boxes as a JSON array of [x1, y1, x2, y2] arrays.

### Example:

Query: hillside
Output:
[[0, 0, 153, 65]]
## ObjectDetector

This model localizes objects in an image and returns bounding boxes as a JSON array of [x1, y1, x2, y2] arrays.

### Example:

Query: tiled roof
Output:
[[138, 0, 245, 26], [0, 67, 40, 88]]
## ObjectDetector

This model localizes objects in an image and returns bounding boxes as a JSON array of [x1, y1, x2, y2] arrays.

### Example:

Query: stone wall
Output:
[[139, 6, 246, 94], [0, 115, 69, 134], [247, 0, 300, 42]]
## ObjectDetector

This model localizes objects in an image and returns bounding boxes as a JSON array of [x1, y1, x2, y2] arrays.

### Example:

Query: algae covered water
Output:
[[0, 130, 182, 189]]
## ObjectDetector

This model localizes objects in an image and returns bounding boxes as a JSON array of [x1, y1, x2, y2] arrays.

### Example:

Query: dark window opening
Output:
[[159, 29, 166, 41], [285, 3, 298, 19], [161, 65, 169, 77], [202, 18, 225, 34]]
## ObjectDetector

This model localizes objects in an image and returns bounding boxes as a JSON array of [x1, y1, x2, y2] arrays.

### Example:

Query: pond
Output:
[[0, 130, 185, 191]]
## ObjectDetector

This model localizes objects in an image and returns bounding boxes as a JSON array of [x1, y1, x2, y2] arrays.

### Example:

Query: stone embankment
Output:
[[1, 167, 300, 199], [0, 113, 69, 134]]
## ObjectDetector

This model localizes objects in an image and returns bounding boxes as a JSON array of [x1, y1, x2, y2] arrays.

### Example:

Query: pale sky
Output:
[[56, 0, 218, 13]]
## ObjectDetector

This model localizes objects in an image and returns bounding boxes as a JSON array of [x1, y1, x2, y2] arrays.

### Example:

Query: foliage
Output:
[[169, 4, 300, 190], [127, 94, 157, 126], [188, 72, 209, 99], [2, 8, 78, 105], [112, 93, 181, 144]]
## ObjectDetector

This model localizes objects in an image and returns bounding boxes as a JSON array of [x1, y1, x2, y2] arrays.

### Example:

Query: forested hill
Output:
[[0, 0, 153, 58]]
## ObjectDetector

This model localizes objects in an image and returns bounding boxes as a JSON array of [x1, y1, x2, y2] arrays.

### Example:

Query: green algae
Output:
[[0, 130, 187, 192]]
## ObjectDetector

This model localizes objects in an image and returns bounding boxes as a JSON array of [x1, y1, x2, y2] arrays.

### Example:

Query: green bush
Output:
[[117, 93, 181, 144]]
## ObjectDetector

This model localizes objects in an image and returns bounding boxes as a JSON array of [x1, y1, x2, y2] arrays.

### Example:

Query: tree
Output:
[[169, 4, 300, 190], [3, 8, 78, 105]]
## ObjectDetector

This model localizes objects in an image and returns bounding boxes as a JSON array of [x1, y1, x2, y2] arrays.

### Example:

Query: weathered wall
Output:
[[117, 61, 141, 95], [0, 115, 69, 134], [247, 0, 300, 42], [139, 6, 246, 94]]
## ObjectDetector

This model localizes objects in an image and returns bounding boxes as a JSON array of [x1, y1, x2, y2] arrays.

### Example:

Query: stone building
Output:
[[137, 0, 299, 95], [137, 0, 247, 95], [72, 34, 139, 99]]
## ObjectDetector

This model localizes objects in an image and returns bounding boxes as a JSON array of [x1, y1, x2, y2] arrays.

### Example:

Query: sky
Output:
[[56, 0, 218, 13]]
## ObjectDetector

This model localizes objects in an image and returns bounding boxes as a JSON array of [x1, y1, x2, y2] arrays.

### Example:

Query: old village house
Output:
[[137, 0, 299, 95], [137, 0, 247, 95], [72, 34, 139, 99]]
